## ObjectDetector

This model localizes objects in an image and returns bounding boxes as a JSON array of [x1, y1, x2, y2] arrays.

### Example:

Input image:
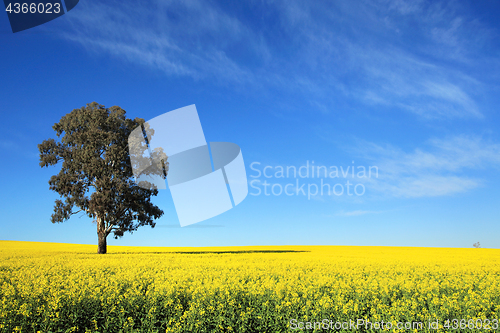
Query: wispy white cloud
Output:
[[357, 46, 482, 118], [0, 139, 18, 150], [385, 0, 425, 15], [266, 0, 489, 118], [58, 0, 495, 119], [336, 210, 383, 217], [61, 0, 258, 84], [355, 135, 500, 197], [0, 139, 39, 159]]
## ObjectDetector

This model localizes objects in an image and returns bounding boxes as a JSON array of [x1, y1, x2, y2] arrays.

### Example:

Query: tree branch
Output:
[[105, 224, 115, 236], [70, 209, 83, 216]]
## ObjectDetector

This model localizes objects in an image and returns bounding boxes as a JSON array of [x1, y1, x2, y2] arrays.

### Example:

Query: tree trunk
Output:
[[97, 216, 107, 254]]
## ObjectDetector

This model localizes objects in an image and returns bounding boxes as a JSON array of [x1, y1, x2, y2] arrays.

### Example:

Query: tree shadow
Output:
[[106, 250, 309, 255]]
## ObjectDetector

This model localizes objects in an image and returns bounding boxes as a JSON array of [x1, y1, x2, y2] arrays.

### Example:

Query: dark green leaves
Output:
[[38, 102, 164, 240]]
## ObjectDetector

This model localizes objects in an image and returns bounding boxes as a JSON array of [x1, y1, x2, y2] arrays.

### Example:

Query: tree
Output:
[[473, 242, 481, 248], [38, 102, 167, 254]]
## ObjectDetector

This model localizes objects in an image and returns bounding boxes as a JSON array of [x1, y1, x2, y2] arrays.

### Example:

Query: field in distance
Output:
[[1, 241, 499, 332]]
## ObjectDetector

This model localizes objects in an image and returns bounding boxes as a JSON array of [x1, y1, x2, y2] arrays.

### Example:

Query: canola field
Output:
[[0, 241, 499, 333]]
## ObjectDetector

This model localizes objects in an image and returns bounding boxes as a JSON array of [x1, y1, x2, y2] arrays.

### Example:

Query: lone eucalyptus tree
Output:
[[38, 102, 166, 254]]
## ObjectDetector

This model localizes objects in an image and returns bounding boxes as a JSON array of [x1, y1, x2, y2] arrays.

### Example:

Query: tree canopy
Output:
[[38, 102, 166, 254]]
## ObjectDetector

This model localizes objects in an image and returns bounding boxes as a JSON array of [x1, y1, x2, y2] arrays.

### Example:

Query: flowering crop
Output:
[[0, 241, 499, 332]]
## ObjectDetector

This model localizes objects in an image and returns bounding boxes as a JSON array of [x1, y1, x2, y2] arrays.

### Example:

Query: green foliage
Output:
[[38, 102, 164, 248]]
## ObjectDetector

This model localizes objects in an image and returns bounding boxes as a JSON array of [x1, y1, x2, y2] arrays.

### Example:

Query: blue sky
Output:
[[1, 0, 499, 248]]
